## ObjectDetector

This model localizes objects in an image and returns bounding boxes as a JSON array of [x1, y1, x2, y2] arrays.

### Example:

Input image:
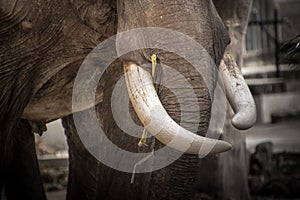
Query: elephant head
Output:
[[62, 1, 257, 199], [114, 0, 256, 155]]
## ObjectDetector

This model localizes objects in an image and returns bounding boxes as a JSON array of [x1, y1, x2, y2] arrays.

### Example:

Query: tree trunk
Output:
[[216, 1, 253, 199], [196, 1, 253, 199]]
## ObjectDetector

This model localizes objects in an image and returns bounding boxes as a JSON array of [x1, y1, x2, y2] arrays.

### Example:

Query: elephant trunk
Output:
[[124, 62, 232, 155]]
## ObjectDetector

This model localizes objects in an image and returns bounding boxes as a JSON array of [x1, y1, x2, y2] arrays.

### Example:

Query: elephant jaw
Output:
[[219, 53, 257, 130], [124, 62, 232, 155]]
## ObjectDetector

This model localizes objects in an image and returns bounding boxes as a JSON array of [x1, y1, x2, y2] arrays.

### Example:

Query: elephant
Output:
[[0, 0, 256, 199]]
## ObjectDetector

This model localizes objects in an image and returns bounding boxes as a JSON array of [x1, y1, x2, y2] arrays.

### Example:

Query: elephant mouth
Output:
[[124, 62, 232, 155], [124, 55, 257, 155]]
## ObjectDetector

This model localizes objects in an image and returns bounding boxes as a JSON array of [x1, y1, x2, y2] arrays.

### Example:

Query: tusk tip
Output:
[[231, 112, 256, 130], [216, 140, 232, 153], [203, 139, 232, 154]]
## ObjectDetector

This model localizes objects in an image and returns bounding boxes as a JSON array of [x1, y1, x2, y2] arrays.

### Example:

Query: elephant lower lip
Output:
[[124, 62, 232, 155]]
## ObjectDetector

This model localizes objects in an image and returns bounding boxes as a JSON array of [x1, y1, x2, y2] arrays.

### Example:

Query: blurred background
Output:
[[243, 0, 300, 198], [35, 0, 300, 199], [243, 0, 300, 153]]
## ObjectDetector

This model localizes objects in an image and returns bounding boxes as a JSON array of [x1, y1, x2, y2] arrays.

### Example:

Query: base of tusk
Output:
[[124, 62, 232, 155]]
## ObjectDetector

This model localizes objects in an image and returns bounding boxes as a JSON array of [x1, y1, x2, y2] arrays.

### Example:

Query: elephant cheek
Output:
[[156, 58, 212, 138]]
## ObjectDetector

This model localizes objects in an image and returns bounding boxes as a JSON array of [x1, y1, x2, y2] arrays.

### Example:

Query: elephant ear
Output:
[[0, 10, 38, 165]]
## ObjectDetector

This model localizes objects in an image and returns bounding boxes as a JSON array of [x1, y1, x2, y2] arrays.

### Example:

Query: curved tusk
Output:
[[124, 62, 232, 155], [220, 54, 257, 130]]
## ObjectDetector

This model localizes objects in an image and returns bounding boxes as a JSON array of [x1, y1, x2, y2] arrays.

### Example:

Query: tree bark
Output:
[[216, 1, 253, 199], [196, 1, 253, 199]]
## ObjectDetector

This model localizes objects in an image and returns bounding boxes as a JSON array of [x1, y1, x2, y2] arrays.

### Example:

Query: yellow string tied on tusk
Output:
[[138, 128, 148, 147], [151, 54, 157, 77], [137, 54, 157, 147]]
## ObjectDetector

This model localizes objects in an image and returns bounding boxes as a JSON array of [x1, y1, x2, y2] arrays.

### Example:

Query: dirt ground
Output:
[[245, 119, 300, 153], [46, 190, 66, 200]]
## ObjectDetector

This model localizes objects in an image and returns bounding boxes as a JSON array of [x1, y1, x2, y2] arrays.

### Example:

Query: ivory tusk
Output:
[[124, 62, 232, 155], [220, 54, 257, 130]]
